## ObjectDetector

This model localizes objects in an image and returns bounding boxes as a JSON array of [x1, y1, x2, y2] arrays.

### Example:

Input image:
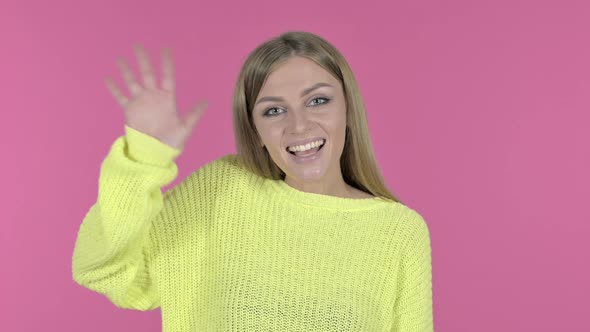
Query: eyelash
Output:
[[263, 97, 331, 117]]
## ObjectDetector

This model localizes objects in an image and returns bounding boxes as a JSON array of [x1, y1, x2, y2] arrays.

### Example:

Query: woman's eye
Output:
[[263, 97, 330, 117], [310, 97, 330, 106], [264, 107, 284, 116]]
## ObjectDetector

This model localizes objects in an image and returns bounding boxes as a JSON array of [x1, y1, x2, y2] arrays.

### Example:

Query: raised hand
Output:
[[105, 44, 208, 151]]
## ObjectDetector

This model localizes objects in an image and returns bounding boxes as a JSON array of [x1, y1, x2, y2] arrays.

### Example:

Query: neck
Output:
[[284, 169, 355, 199]]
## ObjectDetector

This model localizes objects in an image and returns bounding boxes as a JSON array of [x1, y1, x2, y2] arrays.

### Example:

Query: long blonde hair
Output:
[[232, 30, 402, 204]]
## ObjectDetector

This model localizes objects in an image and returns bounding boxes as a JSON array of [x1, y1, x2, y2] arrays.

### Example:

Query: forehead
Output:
[[260, 56, 339, 92]]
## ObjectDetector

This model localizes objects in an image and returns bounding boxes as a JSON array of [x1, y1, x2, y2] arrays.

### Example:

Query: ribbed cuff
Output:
[[124, 125, 182, 167]]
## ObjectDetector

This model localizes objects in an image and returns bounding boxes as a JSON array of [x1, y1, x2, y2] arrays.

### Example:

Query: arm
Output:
[[71, 125, 181, 310], [392, 215, 434, 331]]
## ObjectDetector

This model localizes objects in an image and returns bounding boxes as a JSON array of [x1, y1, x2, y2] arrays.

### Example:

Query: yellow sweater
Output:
[[72, 125, 433, 331]]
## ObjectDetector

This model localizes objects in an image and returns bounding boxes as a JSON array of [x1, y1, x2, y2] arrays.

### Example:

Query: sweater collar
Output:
[[267, 179, 389, 210]]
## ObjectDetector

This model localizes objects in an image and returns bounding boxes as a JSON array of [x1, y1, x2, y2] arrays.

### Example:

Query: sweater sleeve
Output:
[[71, 125, 182, 311], [392, 215, 434, 331]]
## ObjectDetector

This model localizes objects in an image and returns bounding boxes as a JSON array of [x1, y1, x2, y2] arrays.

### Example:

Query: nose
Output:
[[287, 108, 313, 133]]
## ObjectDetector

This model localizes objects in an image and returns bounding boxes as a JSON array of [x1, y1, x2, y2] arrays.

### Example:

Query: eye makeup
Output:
[[262, 96, 331, 117]]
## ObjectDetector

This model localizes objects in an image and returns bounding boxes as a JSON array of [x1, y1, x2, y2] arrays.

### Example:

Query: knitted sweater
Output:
[[72, 125, 433, 332]]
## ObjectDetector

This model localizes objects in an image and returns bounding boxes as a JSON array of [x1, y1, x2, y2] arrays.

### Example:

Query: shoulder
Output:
[[195, 153, 250, 181], [395, 204, 431, 256], [381, 201, 431, 245], [183, 153, 259, 193], [161, 153, 252, 212]]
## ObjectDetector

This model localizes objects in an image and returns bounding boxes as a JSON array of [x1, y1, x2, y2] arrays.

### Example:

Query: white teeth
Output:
[[287, 139, 325, 152]]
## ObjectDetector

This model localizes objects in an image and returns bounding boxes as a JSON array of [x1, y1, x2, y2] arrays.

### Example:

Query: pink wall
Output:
[[2, 0, 588, 331]]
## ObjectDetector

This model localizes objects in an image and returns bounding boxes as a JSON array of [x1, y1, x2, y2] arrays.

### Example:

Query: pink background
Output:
[[2, 0, 588, 331]]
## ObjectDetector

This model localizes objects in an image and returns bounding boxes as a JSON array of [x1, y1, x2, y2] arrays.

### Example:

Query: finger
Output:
[[133, 44, 157, 90], [116, 57, 142, 97], [104, 77, 129, 108], [184, 100, 208, 130], [160, 47, 175, 92]]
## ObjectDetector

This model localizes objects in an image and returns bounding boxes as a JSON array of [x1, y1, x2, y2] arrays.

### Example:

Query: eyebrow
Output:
[[254, 82, 334, 106]]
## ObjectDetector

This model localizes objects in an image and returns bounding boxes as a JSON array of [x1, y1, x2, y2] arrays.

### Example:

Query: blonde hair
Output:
[[232, 30, 402, 204]]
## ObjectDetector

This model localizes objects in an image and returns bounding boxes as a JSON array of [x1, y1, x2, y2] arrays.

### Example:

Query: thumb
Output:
[[183, 100, 208, 131]]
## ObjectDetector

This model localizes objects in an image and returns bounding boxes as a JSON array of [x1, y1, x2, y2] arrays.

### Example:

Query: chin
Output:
[[277, 147, 332, 183]]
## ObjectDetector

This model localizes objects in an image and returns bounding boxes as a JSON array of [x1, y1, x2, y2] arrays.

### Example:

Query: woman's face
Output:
[[252, 56, 347, 185]]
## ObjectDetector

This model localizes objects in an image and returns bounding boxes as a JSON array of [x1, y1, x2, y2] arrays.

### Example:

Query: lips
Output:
[[288, 142, 326, 164], [284, 137, 326, 151], [287, 140, 326, 155]]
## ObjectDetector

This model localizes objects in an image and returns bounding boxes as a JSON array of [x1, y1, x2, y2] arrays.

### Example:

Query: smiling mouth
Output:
[[286, 140, 326, 155]]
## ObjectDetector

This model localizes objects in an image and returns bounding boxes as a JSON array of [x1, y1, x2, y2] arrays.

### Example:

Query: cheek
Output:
[[259, 126, 284, 150], [326, 100, 347, 123], [322, 109, 347, 136]]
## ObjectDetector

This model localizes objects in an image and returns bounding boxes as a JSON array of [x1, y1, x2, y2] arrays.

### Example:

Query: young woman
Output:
[[72, 30, 433, 331]]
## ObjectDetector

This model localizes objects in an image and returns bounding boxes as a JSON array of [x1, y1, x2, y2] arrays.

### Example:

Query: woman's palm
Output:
[[105, 45, 208, 151]]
